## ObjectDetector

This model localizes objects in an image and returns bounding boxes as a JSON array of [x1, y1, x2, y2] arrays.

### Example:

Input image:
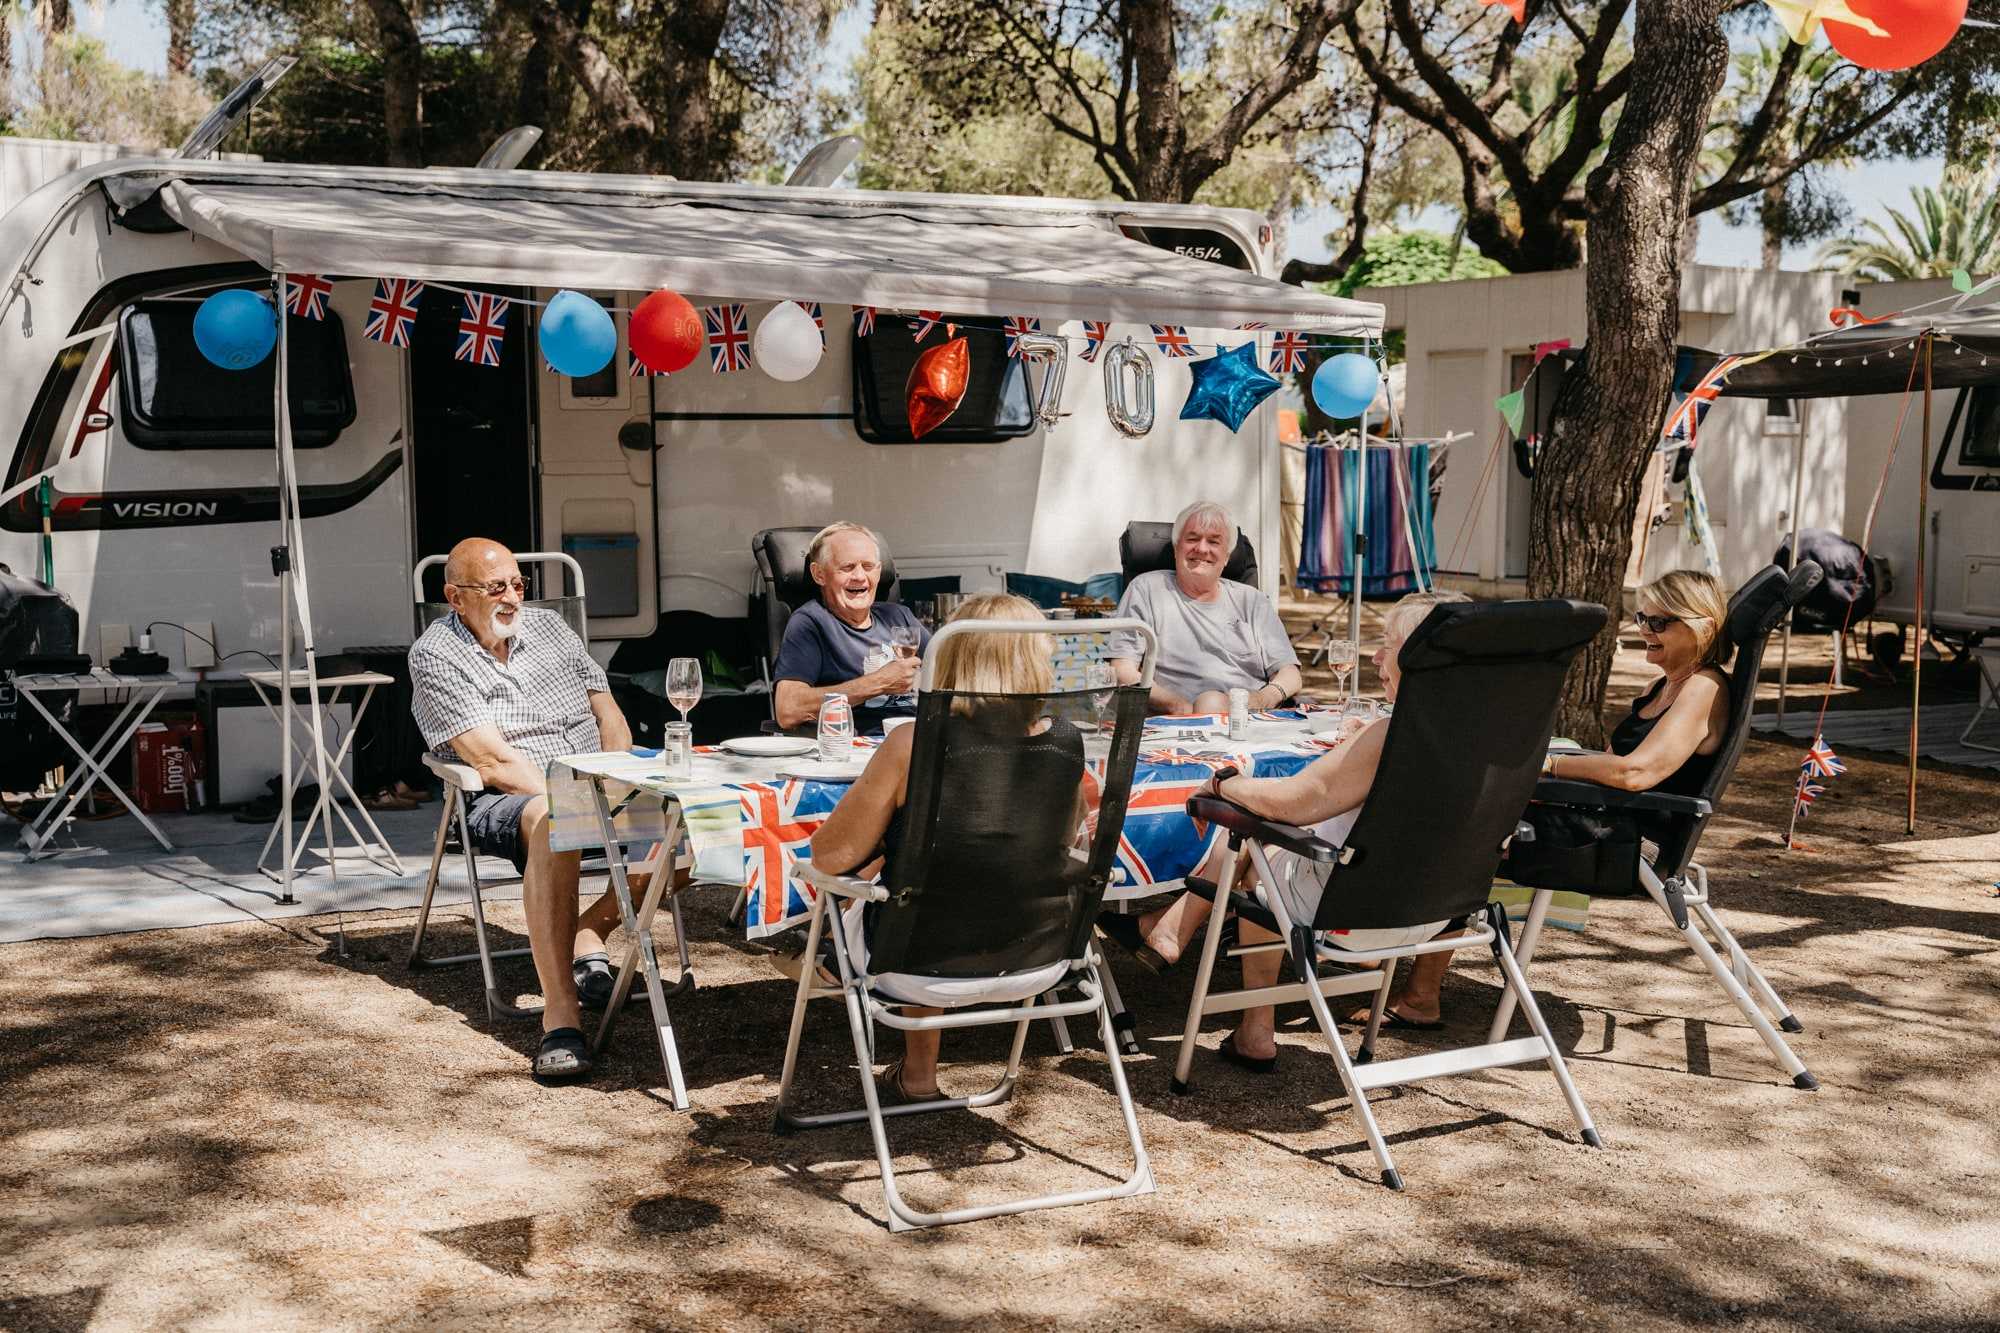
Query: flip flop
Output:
[[533, 1027, 593, 1080], [1345, 1004, 1445, 1032], [1216, 1030, 1278, 1075], [1095, 911, 1175, 975]]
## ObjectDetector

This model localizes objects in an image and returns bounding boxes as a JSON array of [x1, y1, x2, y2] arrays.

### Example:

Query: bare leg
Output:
[[1133, 840, 1241, 964], [575, 857, 682, 956], [897, 1009, 942, 1094], [519, 797, 585, 1033], [1192, 689, 1231, 715], [1231, 918, 1283, 1059], [1349, 937, 1454, 1024]]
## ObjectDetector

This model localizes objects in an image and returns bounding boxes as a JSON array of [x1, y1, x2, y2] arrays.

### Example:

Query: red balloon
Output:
[[629, 289, 703, 374], [905, 336, 970, 439], [1825, 0, 1964, 71]]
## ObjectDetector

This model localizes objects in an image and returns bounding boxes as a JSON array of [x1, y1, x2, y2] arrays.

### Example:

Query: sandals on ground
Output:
[[533, 1027, 593, 1080], [1216, 1029, 1278, 1075], [877, 1059, 945, 1105], [1095, 911, 1176, 975]]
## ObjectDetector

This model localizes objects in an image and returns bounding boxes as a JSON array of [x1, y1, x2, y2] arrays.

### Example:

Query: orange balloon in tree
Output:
[[629, 289, 704, 373], [905, 336, 970, 439], [1825, 0, 1965, 70]]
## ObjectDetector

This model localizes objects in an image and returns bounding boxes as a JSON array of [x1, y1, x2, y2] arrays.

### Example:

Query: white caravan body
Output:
[[0, 159, 1382, 669]]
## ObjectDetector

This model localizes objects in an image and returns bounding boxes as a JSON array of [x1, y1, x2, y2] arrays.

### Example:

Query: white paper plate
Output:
[[719, 735, 818, 757], [777, 761, 869, 783]]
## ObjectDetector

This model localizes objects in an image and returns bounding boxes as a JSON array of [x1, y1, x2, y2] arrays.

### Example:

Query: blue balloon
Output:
[[192, 289, 277, 370], [539, 289, 617, 377], [1312, 351, 1381, 419], [1179, 341, 1280, 433]]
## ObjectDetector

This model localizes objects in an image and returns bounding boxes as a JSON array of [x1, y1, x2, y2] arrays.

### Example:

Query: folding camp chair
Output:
[[1169, 599, 1609, 1190], [771, 616, 1158, 1231], [403, 552, 690, 1024], [1490, 562, 1826, 1089]]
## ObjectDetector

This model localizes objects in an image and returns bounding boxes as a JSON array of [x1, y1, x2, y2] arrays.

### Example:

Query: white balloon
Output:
[[754, 301, 824, 382]]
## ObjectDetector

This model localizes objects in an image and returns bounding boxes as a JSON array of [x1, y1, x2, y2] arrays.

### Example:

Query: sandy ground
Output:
[[4, 636, 1999, 1330]]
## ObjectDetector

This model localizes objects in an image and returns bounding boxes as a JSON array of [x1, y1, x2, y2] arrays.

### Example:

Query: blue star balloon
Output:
[[1179, 340, 1280, 432]]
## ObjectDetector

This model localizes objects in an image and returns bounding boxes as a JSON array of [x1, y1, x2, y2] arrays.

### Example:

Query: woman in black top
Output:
[[1372, 570, 1735, 1031]]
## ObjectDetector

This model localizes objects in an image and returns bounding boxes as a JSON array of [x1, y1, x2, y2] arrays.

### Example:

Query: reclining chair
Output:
[[751, 525, 900, 681], [1118, 520, 1257, 592], [1490, 562, 1825, 1089], [404, 552, 688, 1024], [773, 617, 1158, 1231], [1171, 599, 1608, 1190]]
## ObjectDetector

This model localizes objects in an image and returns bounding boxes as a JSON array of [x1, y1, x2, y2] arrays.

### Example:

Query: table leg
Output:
[[590, 782, 688, 1109], [17, 683, 176, 858], [15, 685, 146, 852], [252, 682, 407, 880]]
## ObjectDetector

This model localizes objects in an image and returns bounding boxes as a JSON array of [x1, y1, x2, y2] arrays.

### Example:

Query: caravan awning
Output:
[[153, 173, 1384, 335]]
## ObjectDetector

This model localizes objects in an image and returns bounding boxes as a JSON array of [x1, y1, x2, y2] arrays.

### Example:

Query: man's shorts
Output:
[[464, 792, 537, 872]]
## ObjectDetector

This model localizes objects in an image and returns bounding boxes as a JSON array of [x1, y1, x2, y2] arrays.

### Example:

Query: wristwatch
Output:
[[1207, 764, 1241, 799]]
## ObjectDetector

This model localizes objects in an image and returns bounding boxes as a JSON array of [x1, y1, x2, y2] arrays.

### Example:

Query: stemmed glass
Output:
[[1325, 638, 1358, 699], [1085, 660, 1117, 730], [890, 625, 919, 661], [666, 656, 703, 727]]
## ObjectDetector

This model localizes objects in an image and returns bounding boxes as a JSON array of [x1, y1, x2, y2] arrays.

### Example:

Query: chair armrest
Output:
[[1185, 794, 1339, 863], [422, 752, 485, 795], [798, 861, 889, 903], [1532, 777, 1711, 818]]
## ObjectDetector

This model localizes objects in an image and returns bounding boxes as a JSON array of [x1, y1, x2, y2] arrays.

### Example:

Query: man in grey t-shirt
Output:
[[1107, 500, 1301, 715]]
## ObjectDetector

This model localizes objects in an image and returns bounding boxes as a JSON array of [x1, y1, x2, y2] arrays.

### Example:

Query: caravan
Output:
[[0, 152, 1382, 685]]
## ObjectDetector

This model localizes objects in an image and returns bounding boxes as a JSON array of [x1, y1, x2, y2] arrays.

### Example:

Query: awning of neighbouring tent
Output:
[[151, 174, 1384, 335]]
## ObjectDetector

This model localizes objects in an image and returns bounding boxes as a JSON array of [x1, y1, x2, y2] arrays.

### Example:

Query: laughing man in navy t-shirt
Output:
[[772, 522, 931, 731]]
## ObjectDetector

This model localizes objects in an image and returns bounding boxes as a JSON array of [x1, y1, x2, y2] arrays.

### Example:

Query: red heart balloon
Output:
[[1825, 0, 1964, 71], [905, 336, 970, 439], [629, 289, 703, 373]]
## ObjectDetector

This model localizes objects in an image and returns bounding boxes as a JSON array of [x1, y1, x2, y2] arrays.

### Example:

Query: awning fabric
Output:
[[154, 174, 1384, 335]]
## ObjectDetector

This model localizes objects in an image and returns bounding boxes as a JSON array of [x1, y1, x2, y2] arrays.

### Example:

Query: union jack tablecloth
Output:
[[549, 724, 1334, 940]]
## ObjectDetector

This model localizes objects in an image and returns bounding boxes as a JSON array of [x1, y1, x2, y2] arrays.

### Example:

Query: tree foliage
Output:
[[1329, 228, 1506, 298], [9, 31, 208, 146], [1818, 166, 2000, 281]]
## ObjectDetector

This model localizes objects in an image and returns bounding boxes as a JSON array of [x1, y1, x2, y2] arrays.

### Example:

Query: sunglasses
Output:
[[1633, 610, 1708, 633], [451, 577, 528, 598]]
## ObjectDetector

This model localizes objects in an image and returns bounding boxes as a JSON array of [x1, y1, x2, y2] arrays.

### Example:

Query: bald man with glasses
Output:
[[409, 537, 640, 1081]]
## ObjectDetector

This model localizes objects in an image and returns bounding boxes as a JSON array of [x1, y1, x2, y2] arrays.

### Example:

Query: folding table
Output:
[[10, 668, 194, 860], [243, 667, 405, 882], [1962, 644, 2000, 754]]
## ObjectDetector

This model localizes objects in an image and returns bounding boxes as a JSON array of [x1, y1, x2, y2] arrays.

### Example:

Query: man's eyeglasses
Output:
[[451, 577, 527, 598]]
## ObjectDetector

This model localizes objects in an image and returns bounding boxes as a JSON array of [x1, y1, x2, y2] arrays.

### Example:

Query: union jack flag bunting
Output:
[[802, 301, 826, 348], [1152, 324, 1194, 358], [1662, 354, 1740, 448], [284, 273, 333, 321], [1079, 320, 1111, 363], [453, 292, 509, 367], [1802, 738, 1847, 780], [852, 305, 876, 338], [910, 310, 945, 342], [704, 303, 753, 373], [1269, 330, 1309, 374], [1002, 315, 1041, 357], [364, 277, 425, 348], [1235, 321, 1269, 330], [628, 349, 665, 377], [1794, 779, 1826, 818], [738, 779, 844, 938]]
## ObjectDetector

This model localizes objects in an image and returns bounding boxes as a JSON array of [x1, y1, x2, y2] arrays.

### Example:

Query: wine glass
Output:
[[890, 625, 919, 661], [666, 656, 702, 727], [1325, 638, 1359, 699], [1085, 660, 1117, 729]]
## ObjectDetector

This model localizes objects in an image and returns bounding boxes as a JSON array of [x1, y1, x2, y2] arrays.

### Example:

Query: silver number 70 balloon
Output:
[[1103, 337, 1155, 438]]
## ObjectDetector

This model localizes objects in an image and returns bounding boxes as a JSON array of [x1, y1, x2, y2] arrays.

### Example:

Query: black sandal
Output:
[[1217, 1030, 1278, 1075], [533, 1027, 593, 1080]]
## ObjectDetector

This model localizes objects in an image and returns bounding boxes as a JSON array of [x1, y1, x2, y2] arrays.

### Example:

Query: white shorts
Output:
[[842, 902, 1071, 1008], [1264, 809, 1452, 951]]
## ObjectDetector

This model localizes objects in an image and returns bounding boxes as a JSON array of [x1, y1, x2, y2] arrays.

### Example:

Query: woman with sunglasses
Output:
[[1542, 569, 1733, 795], [1350, 570, 1734, 1033]]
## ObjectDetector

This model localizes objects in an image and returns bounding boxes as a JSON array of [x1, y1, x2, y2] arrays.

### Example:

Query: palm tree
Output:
[[1819, 167, 2000, 281]]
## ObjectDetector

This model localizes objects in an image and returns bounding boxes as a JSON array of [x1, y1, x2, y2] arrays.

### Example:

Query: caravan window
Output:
[[1958, 385, 2000, 467], [851, 319, 1032, 444], [117, 298, 357, 449]]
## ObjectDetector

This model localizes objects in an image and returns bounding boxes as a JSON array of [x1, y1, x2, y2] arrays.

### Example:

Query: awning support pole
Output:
[[272, 270, 335, 904], [1909, 334, 1932, 834], [1776, 398, 1810, 732]]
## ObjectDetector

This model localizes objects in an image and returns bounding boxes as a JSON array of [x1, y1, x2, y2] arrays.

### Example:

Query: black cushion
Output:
[[1118, 521, 1258, 591]]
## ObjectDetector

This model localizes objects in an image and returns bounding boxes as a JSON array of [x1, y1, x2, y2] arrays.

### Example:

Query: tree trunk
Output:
[[1528, 0, 1729, 745], [514, 0, 594, 165], [653, 0, 732, 179], [165, 0, 195, 77], [1124, 0, 1187, 201], [0, 3, 13, 123], [35, 1, 74, 36], [363, 0, 425, 167], [1758, 181, 1784, 269]]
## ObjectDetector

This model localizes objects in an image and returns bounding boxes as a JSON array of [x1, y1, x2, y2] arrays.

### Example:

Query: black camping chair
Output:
[[750, 525, 901, 678], [772, 617, 1159, 1231], [1118, 520, 1258, 592], [1172, 599, 1609, 1190], [1491, 562, 1825, 1089]]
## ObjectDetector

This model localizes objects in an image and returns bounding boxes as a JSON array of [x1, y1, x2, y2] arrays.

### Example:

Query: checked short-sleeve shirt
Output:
[[409, 608, 607, 772]]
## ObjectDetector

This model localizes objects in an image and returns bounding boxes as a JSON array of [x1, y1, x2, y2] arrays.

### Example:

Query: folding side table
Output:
[[9, 668, 191, 860], [243, 667, 406, 882]]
